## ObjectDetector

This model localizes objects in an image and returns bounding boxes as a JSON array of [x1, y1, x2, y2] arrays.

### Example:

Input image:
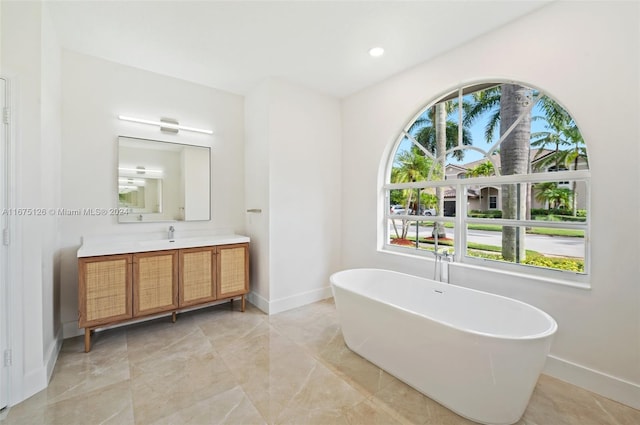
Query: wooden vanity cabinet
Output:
[[133, 250, 179, 317], [78, 242, 249, 352], [217, 244, 249, 310], [179, 246, 217, 307], [78, 254, 133, 328]]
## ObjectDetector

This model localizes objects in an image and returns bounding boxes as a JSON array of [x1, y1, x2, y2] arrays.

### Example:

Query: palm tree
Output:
[[410, 99, 473, 163], [463, 86, 501, 141], [531, 112, 587, 216], [390, 147, 435, 239], [498, 84, 532, 261], [408, 99, 472, 238], [534, 182, 573, 210], [466, 160, 495, 177], [465, 84, 533, 262], [433, 102, 447, 238]]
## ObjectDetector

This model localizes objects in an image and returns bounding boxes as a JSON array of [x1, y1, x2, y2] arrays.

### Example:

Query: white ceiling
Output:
[[46, 0, 552, 98]]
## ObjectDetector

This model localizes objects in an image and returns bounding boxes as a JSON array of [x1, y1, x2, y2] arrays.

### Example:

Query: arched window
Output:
[[384, 81, 589, 282]]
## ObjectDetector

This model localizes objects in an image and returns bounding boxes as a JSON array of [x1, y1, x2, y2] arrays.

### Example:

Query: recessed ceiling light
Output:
[[369, 47, 385, 57]]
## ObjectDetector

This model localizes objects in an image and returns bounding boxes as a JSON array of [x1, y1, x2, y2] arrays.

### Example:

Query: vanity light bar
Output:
[[118, 178, 146, 185], [118, 115, 213, 135], [118, 167, 163, 175]]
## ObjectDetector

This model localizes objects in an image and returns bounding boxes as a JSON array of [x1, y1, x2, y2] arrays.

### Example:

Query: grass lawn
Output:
[[416, 221, 584, 238], [390, 236, 584, 272]]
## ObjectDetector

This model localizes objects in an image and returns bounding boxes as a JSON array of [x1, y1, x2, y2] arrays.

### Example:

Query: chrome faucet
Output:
[[168, 226, 175, 240], [432, 225, 453, 283], [433, 248, 453, 283]]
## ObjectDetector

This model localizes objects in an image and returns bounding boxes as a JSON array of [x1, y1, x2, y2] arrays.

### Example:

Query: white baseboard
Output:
[[44, 328, 63, 383], [21, 366, 47, 404], [18, 329, 63, 405], [544, 355, 640, 410], [247, 291, 270, 314], [63, 319, 83, 339], [248, 286, 333, 315]]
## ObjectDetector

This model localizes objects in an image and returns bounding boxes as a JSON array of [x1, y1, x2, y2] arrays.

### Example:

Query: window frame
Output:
[[382, 82, 591, 288], [488, 195, 497, 209], [383, 170, 590, 286]]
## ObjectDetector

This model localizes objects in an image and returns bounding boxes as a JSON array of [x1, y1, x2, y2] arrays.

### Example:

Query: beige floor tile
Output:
[[343, 398, 408, 425], [3, 299, 639, 425], [130, 348, 239, 424], [274, 360, 366, 424], [220, 330, 320, 422], [38, 330, 130, 407], [148, 385, 266, 425], [3, 380, 134, 425], [521, 374, 640, 425], [316, 334, 395, 396], [371, 375, 473, 425]]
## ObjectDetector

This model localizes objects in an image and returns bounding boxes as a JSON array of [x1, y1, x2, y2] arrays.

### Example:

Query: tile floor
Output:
[[2, 299, 639, 425]]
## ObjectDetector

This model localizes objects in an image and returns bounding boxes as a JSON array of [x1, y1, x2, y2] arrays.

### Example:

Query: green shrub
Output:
[[533, 214, 585, 223], [523, 254, 584, 272], [469, 210, 502, 218], [555, 215, 586, 223], [467, 250, 584, 272], [531, 207, 578, 217]]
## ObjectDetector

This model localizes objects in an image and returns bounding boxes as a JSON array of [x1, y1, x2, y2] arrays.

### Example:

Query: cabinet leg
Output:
[[84, 328, 91, 353], [241, 295, 245, 312], [172, 311, 177, 323]]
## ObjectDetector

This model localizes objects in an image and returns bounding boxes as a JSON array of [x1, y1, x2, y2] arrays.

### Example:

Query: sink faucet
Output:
[[168, 226, 175, 240]]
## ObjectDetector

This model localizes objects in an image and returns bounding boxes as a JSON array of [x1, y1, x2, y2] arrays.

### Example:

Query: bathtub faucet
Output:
[[433, 249, 454, 283]]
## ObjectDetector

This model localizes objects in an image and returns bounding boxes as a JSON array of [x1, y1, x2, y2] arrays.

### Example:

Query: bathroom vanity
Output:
[[77, 234, 249, 352]]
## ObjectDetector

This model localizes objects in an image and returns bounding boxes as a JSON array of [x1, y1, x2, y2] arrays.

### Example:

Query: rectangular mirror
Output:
[[118, 136, 211, 223]]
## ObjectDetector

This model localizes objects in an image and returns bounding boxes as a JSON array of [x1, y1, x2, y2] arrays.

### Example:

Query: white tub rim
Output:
[[330, 268, 558, 341]]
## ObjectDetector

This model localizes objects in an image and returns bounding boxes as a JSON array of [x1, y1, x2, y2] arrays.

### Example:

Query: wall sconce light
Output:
[[118, 115, 213, 135]]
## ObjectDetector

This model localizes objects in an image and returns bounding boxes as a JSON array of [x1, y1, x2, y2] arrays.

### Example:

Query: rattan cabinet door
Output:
[[133, 250, 179, 317], [217, 243, 249, 299], [78, 254, 133, 328], [179, 247, 217, 307]]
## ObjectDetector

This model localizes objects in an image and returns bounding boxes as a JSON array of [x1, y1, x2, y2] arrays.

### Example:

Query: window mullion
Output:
[[456, 181, 466, 261], [457, 88, 463, 148], [384, 170, 590, 190]]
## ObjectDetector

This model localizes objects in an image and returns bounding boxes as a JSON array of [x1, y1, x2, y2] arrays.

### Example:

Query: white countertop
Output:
[[77, 234, 250, 257]]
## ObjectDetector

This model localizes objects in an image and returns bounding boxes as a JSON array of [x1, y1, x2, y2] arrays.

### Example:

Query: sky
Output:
[[397, 99, 551, 167]]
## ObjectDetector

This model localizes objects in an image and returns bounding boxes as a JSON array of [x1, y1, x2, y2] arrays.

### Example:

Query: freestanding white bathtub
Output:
[[330, 268, 557, 425]]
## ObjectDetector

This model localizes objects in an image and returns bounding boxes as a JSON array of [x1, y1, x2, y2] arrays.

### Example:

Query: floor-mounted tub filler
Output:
[[330, 268, 558, 425]]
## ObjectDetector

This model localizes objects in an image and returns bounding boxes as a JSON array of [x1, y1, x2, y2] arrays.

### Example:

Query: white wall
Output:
[[245, 79, 342, 314], [1, 0, 62, 405], [244, 81, 271, 306], [341, 1, 639, 409], [40, 1, 63, 385], [59, 51, 246, 338]]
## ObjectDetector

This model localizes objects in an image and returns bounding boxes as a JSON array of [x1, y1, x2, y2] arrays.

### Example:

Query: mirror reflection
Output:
[[118, 136, 211, 223]]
